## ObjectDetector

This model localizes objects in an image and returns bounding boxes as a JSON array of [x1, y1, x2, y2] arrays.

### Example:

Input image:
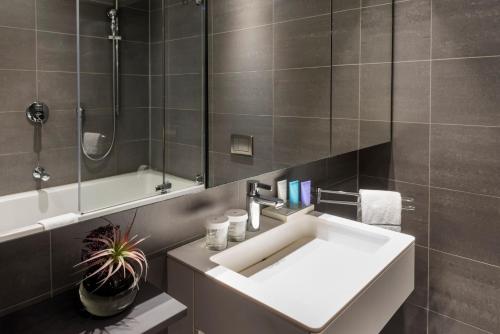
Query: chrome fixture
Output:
[[246, 180, 284, 232], [33, 166, 50, 182], [81, 0, 120, 161], [26, 102, 49, 125], [155, 181, 172, 194]]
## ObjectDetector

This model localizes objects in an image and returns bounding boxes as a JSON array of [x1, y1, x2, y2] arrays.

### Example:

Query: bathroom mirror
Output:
[[207, 2, 393, 187], [78, 0, 206, 212]]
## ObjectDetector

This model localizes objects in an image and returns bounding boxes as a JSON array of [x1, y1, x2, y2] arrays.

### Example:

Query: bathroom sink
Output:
[[207, 213, 415, 333]]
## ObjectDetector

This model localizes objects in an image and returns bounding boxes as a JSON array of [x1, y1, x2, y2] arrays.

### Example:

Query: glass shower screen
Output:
[[77, 0, 206, 213]]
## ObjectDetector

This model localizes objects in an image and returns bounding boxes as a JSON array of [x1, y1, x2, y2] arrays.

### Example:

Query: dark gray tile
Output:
[[120, 75, 149, 108], [412, 246, 429, 308], [332, 65, 359, 119], [120, 7, 149, 43], [393, 61, 430, 123], [274, 0, 330, 22], [38, 71, 77, 110], [429, 312, 489, 334], [148, 253, 166, 291], [37, 31, 76, 72], [430, 188, 500, 267], [167, 109, 202, 146], [212, 0, 272, 33], [167, 74, 202, 110], [81, 147, 117, 182], [380, 302, 428, 334], [211, 152, 274, 186], [430, 125, 500, 197], [40, 147, 78, 188], [150, 42, 165, 76], [80, 73, 112, 109], [150, 108, 164, 141], [274, 67, 330, 118], [361, 4, 393, 63], [360, 122, 429, 185], [332, 118, 359, 156], [432, 57, 500, 126], [0, 233, 51, 311], [432, 0, 500, 58], [41, 110, 77, 150], [150, 8, 164, 43], [213, 25, 273, 73], [151, 75, 164, 109], [429, 250, 500, 333], [0, 70, 36, 112], [168, 2, 202, 39], [117, 140, 149, 173], [360, 63, 391, 121], [167, 258, 194, 334], [394, 0, 431, 61], [0, 111, 34, 155], [37, 0, 76, 34], [79, 0, 109, 37], [213, 71, 273, 116], [274, 117, 330, 166], [121, 41, 149, 75], [126, 0, 149, 11], [275, 15, 331, 69], [332, 0, 360, 12], [168, 36, 202, 74], [359, 120, 391, 150], [359, 176, 429, 248], [166, 142, 202, 180], [0, 27, 35, 70], [0, 0, 35, 29], [0, 152, 37, 196], [118, 108, 149, 142], [212, 114, 273, 160], [79, 36, 112, 74], [332, 10, 360, 65]]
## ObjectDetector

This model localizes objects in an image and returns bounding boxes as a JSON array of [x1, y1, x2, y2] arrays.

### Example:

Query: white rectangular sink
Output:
[[207, 213, 415, 333]]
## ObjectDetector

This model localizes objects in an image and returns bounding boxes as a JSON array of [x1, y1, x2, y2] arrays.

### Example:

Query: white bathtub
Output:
[[0, 169, 203, 243]]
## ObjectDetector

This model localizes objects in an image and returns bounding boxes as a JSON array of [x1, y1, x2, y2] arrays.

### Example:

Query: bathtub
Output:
[[0, 169, 203, 243]]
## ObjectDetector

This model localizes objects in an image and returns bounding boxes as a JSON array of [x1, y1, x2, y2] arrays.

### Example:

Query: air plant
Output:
[[75, 221, 149, 295]]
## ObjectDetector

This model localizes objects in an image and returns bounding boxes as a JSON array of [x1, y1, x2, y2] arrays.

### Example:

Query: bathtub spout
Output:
[[33, 166, 50, 182]]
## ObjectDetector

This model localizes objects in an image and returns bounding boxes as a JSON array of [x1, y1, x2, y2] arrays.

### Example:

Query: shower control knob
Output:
[[26, 102, 49, 125]]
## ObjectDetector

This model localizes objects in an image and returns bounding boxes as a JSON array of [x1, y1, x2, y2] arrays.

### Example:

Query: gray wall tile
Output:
[[0, 111, 35, 155], [166, 142, 202, 180], [167, 74, 202, 110], [0, 233, 51, 311], [117, 140, 149, 173], [211, 152, 274, 186], [432, 57, 500, 126], [121, 41, 149, 75], [394, 0, 431, 61], [359, 120, 391, 149], [37, 0, 76, 34], [0, 0, 35, 29], [332, 0, 360, 12], [79, 36, 112, 74], [0, 70, 36, 112], [212, 0, 272, 33], [332, 10, 360, 65], [0, 152, 37, 196], [38, 71, 77, 110], [332, 65, 359, 119], [275, 15, 331, 69], [430, 125, 500, 197], [332, 118, 359, 156], [432, 0, 500, 58], [213, 25, 273, 73], [360, 63, 391, 121], [380, 302, 428, 334], [166, 109, 202, 146], [213, 71, 273, 116], [0, 27, 35, 70], [274, 117, 330, 166], [274, 67, 331, 118], [361, 4, 393, 63], [393, 61, 430, 123], [168, 36, 202, 74], [168, 2, 202, 39], [37, 32, 76, 72], [274, 0, 331, 22], [430, 188, 500, 266], [429, 250, 500, 333]]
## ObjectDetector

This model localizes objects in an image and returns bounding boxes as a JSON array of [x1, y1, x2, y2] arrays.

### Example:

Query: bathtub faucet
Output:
[[33, 166, 50, 182]]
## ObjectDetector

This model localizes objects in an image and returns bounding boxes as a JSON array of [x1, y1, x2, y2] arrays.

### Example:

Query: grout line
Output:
[[356, 6, 362, 191], [271, 0, 276, 168], [427, 1, 433, 330], [429, 248, 500, 270], [427, 310, 493, 334]]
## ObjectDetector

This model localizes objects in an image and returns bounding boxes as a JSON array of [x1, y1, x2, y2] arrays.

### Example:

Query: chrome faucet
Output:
[[246, 180, 284, 232], [33, 166, 50, 182]]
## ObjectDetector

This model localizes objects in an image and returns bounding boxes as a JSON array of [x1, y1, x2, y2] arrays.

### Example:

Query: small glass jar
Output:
[[225, 209, 248, 242], [205, 216, 229, 251]]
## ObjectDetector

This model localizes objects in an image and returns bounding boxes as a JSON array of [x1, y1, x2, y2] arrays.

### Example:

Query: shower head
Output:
[[107, 8, 118, 20]]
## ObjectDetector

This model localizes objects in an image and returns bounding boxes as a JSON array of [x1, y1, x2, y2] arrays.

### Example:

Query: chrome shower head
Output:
[[107, 8, 118, 19]]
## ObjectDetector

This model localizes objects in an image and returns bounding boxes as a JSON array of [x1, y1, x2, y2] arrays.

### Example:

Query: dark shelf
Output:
[[0, 282, 186, 334]]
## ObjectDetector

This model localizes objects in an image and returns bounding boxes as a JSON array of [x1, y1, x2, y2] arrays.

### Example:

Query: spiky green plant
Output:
[[75, 222, 148, 293]]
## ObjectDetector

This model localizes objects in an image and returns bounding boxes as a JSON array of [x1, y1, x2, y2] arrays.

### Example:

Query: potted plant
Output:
[[75, 222, 148, 317]]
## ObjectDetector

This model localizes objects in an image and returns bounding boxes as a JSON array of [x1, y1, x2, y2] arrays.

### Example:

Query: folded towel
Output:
[[359, 189, 402, 229], [83, 132, 104, 155]]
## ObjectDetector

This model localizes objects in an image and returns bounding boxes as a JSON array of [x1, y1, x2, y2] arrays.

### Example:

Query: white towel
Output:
[[83, 132, 104, 155], [359, 189, 402, 230]]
